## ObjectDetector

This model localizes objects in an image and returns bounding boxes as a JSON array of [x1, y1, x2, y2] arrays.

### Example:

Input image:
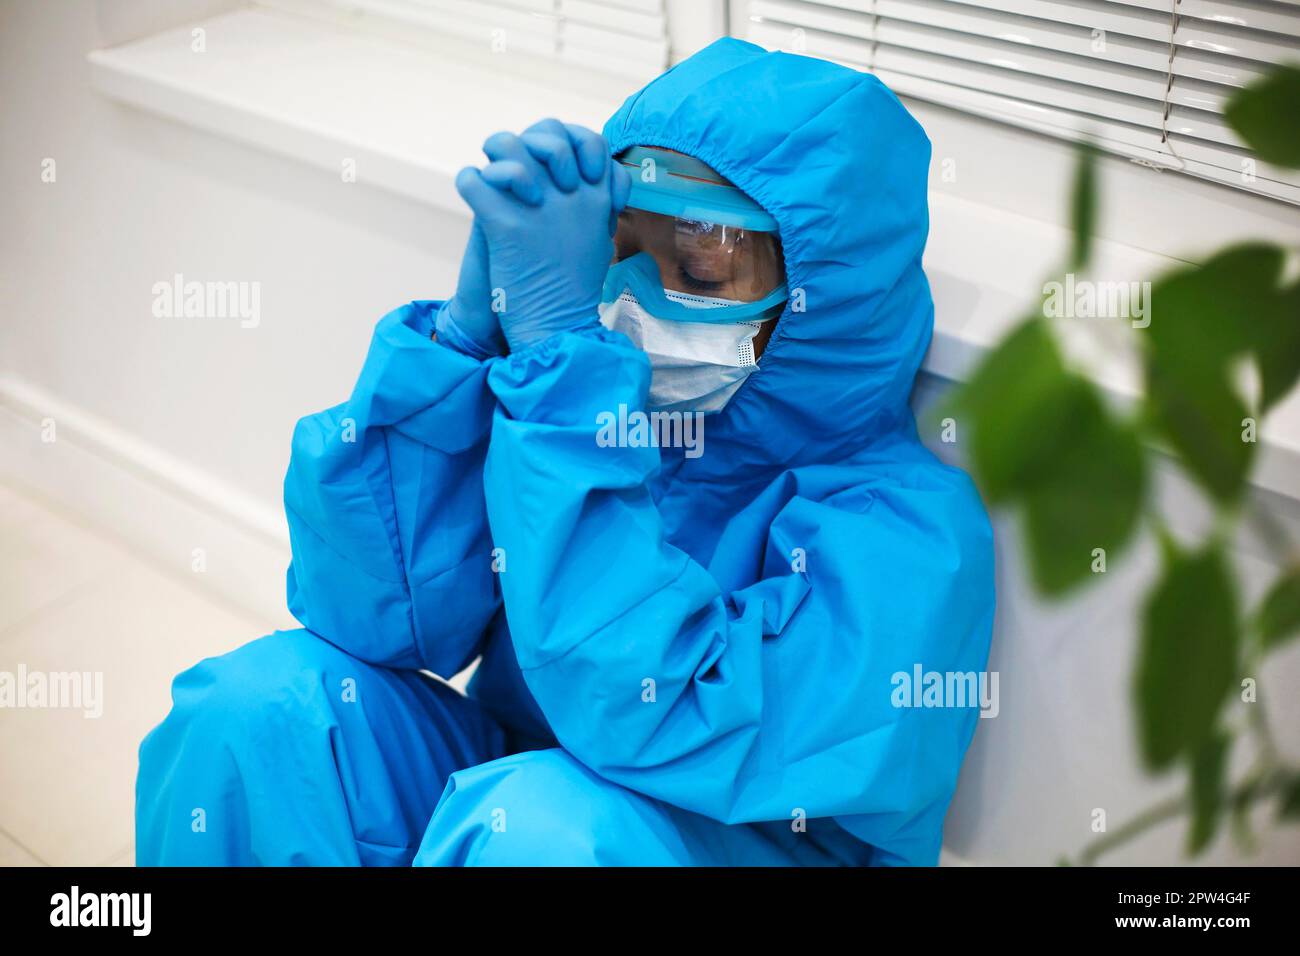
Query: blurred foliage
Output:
[[1136, 545, 1239, 773], [1189, 732, 1230, 854], [1224, 64, 1300, 167], [1069, 141, 1099, 270], [944, 63, 1300, 863], [1258, 568, 1300, 651]]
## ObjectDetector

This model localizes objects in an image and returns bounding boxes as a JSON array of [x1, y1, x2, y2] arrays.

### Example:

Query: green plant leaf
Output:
[[1229, 782, 1257, 853], [1145, 359, 1254, 505], [1145, 244, 1300, 416], [1021, 387, 1146, 595], [949, 317, 1085, 503], [1070, 143, 1098, 270], [1187, 731, 1229, 855], [950, 316, 1145, 595], [1139, 244, 1298, 501], [1224, 64, 1300, 169], [1256, 566, 1300, 651], [1135, 545, 1239, 772], [1280, 775, 1300, 820], [1146, 244, 1283, 380], [1252, 281, 1300, 413]]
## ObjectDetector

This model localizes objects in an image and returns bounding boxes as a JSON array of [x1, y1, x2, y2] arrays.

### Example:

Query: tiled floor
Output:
[[0, 482, 275, 866]]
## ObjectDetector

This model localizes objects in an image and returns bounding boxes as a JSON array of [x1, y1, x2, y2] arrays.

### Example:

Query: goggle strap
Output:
[[617, 146, 778, 233]]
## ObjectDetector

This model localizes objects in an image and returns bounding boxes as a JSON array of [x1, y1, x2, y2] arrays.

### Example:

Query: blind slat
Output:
[[753, 0, 1252, 108], [741, 0, 1300, 202], [753, 0, 1300, 65], [872, 37, 1241, 144], [1102, 0, 1300, 35], [875, 63, 1300, 199], [865, 0, 1271, 87], [908, 0, 1300, 61], [780, 10, 1237, 107]]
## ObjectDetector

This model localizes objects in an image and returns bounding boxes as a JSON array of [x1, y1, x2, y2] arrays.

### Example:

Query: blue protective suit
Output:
[[136, 38, 995, 866]]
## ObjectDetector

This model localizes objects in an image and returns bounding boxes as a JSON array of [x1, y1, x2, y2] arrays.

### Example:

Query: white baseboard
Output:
[[0, 375, 293, 626]]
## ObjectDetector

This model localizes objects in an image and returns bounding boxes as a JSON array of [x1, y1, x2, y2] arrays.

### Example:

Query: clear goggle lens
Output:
[[613, 208, 784, 303]]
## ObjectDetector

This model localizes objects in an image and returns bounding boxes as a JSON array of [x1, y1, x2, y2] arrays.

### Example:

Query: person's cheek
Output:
[[651, 251, 678, 290], [679, 249, 736, 285]]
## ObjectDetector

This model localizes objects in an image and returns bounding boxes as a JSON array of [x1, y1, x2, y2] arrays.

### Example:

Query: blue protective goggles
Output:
[[608, 147, 787, 323]]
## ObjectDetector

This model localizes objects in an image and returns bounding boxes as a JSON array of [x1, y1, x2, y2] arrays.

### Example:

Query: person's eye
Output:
[[677, 267, 725, 293], [675, 219, 714, 236]]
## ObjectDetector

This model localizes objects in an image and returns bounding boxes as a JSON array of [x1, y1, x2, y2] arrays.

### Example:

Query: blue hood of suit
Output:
[[603, 38, 934, 476]]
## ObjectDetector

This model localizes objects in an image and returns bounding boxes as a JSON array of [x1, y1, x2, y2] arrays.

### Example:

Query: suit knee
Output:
[[160, 629, 348, 734], [416, 750, 684, 865]]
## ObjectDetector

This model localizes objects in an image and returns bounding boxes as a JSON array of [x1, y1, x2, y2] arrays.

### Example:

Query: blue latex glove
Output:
[[454, 120, 631, 353], [434, 221, 506, 360]]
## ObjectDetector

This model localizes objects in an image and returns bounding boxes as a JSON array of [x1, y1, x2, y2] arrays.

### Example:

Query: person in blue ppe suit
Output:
[[136, 37, 995, 866]]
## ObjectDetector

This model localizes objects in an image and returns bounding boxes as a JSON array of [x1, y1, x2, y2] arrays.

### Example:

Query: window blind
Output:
[[733, 0, 1300, 202]]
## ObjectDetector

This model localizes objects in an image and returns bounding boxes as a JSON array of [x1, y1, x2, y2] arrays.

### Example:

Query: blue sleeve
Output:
[[483, 329, 995, 864], [284, 301, 501, 676]]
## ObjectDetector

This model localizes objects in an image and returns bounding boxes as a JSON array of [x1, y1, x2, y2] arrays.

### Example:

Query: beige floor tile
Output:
[[0, 548, 272, 865], [0, 486, 119, 640], [0, 828, 47, 866], [101, 844, 135, 867]]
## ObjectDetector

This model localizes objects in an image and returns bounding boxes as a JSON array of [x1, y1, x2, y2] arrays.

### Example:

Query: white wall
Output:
[[1, 0, 469, 522], [2, 0, 1297, 866]]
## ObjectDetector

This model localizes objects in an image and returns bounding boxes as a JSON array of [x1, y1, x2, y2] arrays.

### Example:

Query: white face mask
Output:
[[598, 288, 767, 415]]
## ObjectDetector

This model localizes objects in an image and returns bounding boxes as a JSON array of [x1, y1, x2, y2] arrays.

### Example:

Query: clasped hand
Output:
[[435, 119, 632, 357]]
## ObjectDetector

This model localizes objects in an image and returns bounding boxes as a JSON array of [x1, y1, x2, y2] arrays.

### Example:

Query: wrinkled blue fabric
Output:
[[136, 38, 994, 867]]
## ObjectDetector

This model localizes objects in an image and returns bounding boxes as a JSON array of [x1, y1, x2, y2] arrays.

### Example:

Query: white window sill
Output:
[[87, 6, 1300, 502]]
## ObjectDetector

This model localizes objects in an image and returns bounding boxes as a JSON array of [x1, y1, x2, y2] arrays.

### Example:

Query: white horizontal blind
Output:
[[734, 0, 1300, 202], [275, 0, 670, 79]]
